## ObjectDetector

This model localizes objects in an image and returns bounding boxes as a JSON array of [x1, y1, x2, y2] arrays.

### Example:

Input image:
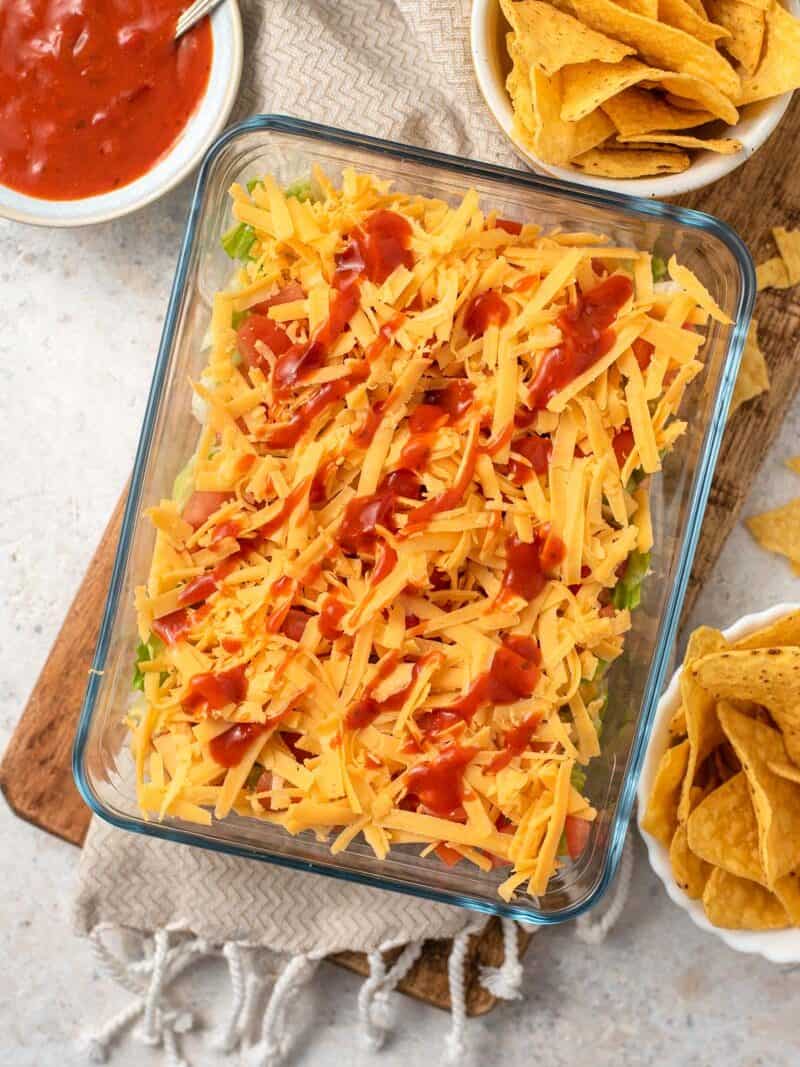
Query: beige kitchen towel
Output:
[[73, 3, 630, 1065]]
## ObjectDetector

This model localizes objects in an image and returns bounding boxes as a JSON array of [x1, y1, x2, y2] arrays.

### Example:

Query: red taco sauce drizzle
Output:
[[488, 713, 543, 773], [187, 663, 248, 713], [0, 0, 212, 201], [403, 744, 477, 819], [429, 635, 542, 726], [527, 274, 633, 411], [272, 210, 413, 397], [209, 721, 266, 768], [500, 530, 565, 602]]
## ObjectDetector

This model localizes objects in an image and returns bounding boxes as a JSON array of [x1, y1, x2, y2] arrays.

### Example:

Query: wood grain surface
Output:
[[3, 95, 800, 1013]]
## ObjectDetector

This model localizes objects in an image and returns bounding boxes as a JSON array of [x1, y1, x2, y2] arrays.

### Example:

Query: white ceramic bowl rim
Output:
[[470, 0, 797, 199], [637, 602, 800, 963], [0, 0, 243, 227]]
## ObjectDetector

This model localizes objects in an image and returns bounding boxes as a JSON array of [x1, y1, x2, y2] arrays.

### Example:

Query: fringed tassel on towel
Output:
[[445, 917, 486, 1064], [358, 939, 425, 1050], [479, 918, 523, 1001], [249, 953, 320, 1067], [575, 834, 635, 945]]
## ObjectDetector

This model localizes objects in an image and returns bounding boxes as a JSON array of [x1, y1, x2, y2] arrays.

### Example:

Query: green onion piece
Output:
[[131, 635, 164, 692], [221, 222, 256, 261], [285, 178, 313, 202], [612, 549, 651, 610], [171, 459, 195, 510], [651, 255, 668, 283], [571, 766, 587, 793], [231, 309, 248, 330], [246, 178, 263, 194]]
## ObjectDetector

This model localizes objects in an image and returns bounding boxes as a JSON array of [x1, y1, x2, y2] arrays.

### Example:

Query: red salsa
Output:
[[0, 0, 212, 200]]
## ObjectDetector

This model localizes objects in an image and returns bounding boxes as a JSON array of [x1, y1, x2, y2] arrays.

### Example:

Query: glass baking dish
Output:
[[73, 115, 755, 924]]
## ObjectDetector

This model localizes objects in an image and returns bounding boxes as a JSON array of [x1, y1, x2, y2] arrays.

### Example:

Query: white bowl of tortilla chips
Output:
[[638, 603, 800, 962], [471, 0, 800, 198]]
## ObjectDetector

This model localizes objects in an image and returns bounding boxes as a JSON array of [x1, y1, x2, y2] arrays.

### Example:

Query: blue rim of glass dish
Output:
[[73, 114, 756, 925]]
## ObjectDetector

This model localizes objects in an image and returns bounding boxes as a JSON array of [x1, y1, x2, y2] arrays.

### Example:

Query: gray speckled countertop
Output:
[[2, 183, 800, 1067]]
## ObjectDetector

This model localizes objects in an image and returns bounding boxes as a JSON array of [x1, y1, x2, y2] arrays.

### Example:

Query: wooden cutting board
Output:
[[4, 95, 800, 1013]]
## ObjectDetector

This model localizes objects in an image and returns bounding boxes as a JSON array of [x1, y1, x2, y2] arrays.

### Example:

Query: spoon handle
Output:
[[175, 0, 226, 39]]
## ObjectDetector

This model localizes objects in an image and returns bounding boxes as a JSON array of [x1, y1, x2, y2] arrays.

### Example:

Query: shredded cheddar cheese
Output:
[[128, 169, 723, 901]]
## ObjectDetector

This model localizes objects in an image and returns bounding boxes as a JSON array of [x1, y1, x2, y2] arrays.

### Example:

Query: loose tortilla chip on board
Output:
[[705, 0, 766, 74], [703, 867, 789, 929], [572, 147, 691, 177], [670, 822, 711, 898], [746, 498, 800, 574], [694, 649, 800, 766], [716, 703, 800, 885], [734, 609, 800, 650], [755, 256, 790, 291], [602, 88, 715, 137], [658, 0, 730, 44], [728, 319, 769, 419], [687, 772, 766, 883], [772, 227, 800, 286], [738, 3, 800, 105], [621, 132, 742, 153], [678, 627, 728, 822], [562, 0, 740, 99], [642, 739, 690, 846], [775, 870, 800, 923], [500, 0, 636, 75]]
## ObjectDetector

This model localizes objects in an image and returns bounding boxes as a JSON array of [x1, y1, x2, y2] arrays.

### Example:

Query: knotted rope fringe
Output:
[[444, 917, 487, 1064], [358, 938, 426, 1050], [83, 923, 210, 1065], [79, 845, 634, 1066], [479, 918, 524, 1001], [249, 952, 320, 1067], [575, 834, 635, 945]]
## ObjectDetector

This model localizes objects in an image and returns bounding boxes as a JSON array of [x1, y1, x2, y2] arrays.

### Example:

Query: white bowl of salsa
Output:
[[0, 0, 242, 227]]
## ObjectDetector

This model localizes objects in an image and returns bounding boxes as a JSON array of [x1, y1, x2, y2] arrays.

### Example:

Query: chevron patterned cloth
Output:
[[72, 4, 531, 1056]]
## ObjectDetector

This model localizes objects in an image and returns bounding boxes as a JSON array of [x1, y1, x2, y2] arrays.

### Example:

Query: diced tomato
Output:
[[612, 425, 635, 468], [435, 843, 463, 867], [250, 281, 304, 315], [151, 608, 190, 646], [632, 337, 654, 371], [564, 815, 592, 861], [237, 313, 292, 370], [183, 491, 232, 530], [177, 573, 218, 607]]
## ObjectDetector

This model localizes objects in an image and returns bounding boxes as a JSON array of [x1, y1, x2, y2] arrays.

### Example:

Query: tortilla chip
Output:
[[738, 3, 800, 105], [572, 147, 691, 177], [696, 649, 800, 767], [768, 760, 800, 785], [702, 867, 789, 929], [687, 772, 766, 883], [564, 0, 740, 100], [561, 59, 657, 121], [705, 0, 765, 74], [661, 87, 737, 125], [746, 498, 800, 572], [755, 256, 790, 291], [716, 702, 800, 885], [678, 627, 728, 821], [775, 869, 800, 924], [728, 318, 769, 419], [669, 704, 688, 739], [602, 88, 715, 136], [617, 0, 658, 15], [734, 609, 800, 650], [621, 132, 742, 153], [772, 227, 800, 286], [508, 41, 615, 164], [668, 256, 732, 324], [670, 822, 711, 898], [500, 0, 636, 75], [642, 739, 690, 846], [658, 0, 730, 44]]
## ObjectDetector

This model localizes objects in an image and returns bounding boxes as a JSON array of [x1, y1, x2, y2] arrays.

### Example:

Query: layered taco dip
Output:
[[129, 168, 727, 901]]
